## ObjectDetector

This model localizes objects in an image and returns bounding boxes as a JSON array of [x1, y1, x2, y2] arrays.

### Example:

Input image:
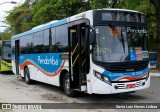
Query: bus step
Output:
[[81, 85, 87, 91], [82, 80, 87, 83], [73, 89, 80, 91]]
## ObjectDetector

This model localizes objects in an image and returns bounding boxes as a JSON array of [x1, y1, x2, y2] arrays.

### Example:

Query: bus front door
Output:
[[15, 40, 20, 76], [68, 19, 90, 91]]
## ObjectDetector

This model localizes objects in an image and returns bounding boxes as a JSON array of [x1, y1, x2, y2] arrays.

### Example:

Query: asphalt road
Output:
[[0, 72, 159, 112]]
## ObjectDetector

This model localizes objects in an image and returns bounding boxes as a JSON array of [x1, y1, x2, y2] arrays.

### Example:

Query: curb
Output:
[[150, 73, 160, 77]]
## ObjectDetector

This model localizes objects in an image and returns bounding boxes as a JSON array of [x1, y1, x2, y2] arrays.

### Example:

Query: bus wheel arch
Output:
[[60, 69, 68, 89], [24, 66, 32, 84], [63, 72, 76, 97]]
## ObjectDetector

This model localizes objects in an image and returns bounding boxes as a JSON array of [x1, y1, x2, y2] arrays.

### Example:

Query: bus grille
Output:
[[104, 60, 149, 73], [114, 80, 143, 89]]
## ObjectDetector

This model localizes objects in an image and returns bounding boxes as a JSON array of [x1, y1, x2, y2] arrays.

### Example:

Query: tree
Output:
[[89, 0, 110, 8], [31, 0, 90, 27], [0, 27, 12, 40], [5, 0, 36, 34], [149, 0, 160, 26], [5, 6, 32, 34], [149, 0, 160, 68], [6, 0, 90, 33]]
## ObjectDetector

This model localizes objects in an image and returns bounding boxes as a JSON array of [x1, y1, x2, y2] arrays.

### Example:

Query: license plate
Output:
[[126, 84, 136, 89]]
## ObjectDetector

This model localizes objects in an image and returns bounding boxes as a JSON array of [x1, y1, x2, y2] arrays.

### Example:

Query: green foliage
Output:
[[90, 0, 110, 9], [32, 4, 56, 26], [0, 27, 12, 40], [6, 6, 32, 34], [5, 0, 90, 35]]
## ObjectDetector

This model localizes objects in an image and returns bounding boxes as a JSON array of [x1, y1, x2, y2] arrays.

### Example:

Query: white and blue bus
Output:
[[11, 9, 150, 97]]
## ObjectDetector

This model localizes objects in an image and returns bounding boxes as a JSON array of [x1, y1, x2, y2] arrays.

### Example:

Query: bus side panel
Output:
[[19, 54, 35, 79], [19, 53, 66, 86], [20, 68, 24, 77], [47, 61, 69, 86], [35, 65, 46, 83], [27, 65, 35, 79]]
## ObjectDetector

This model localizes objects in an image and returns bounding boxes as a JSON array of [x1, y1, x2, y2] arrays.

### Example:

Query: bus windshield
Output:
[[93, 25, 148, 62], [2, 46, 11, 59]]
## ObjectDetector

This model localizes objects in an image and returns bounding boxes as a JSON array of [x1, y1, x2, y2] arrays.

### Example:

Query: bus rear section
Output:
[[0, 40, 12, 72]]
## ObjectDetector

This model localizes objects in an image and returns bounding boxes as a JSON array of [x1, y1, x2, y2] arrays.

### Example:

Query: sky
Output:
[[0, 0, 25, 32]]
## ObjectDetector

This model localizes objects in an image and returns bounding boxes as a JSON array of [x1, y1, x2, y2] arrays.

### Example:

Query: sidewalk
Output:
[[150, 72, 160, 77], [150, 69, 160, 77]]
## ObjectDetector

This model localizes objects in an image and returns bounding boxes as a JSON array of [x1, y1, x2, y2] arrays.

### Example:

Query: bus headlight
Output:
[[103, 76, 110, 82], [95, 72, 102, 79], [146, 71, 149, 81], [94, 71, 111, 85]]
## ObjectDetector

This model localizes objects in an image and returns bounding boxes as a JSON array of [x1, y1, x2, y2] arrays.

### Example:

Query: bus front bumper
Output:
[[91, 76, 150, 94]]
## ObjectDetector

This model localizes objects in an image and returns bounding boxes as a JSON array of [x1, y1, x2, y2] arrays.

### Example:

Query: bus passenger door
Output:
[[15, 40, 20, 75], [68, 19, 90, 91]]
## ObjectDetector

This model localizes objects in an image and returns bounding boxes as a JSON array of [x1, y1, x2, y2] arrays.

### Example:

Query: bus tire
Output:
[[63, 73, 76, 97], [24, 67, 32, 84]]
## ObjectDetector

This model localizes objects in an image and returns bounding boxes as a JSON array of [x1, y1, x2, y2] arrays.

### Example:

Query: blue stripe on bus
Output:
[[12, 18, 67, 39], [103, 67, 149, 81], [19, 53, 63, 73]]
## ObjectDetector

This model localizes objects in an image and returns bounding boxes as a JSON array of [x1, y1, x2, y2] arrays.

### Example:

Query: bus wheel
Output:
[[63, 73, 76, 97], [24, 67, 32, 84]]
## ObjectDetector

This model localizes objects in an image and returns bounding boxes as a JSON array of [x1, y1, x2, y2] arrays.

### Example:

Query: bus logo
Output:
[[38, 56, 58, 65], [126, 69, 134, 72]]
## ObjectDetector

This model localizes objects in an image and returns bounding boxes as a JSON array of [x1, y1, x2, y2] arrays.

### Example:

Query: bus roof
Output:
[[97, 8, 143, 14], [12, 18, 67, 39], [12, 8, 144, 39]]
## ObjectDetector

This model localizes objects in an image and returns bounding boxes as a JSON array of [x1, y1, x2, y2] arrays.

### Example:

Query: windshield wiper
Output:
[[109, 24, 125, 53], [120, 30, 125, 53]]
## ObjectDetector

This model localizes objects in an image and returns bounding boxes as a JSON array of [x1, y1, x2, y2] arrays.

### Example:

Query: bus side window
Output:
[[26, 34, 34, 54], [44, 29, 49, 53], [55, 25, 68, 52], [51, 28, 56, 52], [11, 40, 15, 55], [20, 36, 27, 54], [34, 31, 44, 53]]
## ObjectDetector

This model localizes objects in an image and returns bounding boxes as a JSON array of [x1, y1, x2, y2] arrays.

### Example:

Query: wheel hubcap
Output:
[[25, 71, 28, 82], [65, 79, 70, 91]]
